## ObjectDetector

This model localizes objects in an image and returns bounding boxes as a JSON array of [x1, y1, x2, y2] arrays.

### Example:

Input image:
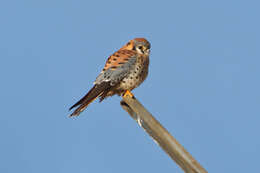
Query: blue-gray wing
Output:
[[94, 54, 137, 86]]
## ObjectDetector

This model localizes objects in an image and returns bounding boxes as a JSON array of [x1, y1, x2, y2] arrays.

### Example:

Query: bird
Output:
[[69, 38, 151, 117]]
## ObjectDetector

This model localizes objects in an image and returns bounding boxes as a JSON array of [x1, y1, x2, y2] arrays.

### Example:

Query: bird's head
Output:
[[122, 38, 151, 55]]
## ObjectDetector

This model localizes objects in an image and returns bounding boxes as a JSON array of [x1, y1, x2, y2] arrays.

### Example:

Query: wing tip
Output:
[[68, 107, 73, 111], [69, 112, 79, 117], [69, 106, 83, 117]]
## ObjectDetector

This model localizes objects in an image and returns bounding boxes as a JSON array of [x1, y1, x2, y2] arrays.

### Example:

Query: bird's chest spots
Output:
[[119, 57, 149, 90]]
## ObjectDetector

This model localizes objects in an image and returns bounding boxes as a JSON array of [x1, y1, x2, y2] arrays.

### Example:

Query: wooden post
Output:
[[120, 95, 207, 173]]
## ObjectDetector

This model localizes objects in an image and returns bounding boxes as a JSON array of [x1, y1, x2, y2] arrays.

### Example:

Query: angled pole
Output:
[[120, 94, 207, 173]]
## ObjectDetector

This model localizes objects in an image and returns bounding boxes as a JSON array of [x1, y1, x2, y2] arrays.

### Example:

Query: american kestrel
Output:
[[69, 38, 151, 117]]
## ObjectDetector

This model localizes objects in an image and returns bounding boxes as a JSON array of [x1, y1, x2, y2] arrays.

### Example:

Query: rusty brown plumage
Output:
[[103, 50, 136, 71], [69, 82, 111, 116], [69, 38, 151, 117]]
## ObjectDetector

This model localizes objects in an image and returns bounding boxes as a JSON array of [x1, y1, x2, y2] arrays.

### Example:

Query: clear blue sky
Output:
[[1, 1, 259, 172]]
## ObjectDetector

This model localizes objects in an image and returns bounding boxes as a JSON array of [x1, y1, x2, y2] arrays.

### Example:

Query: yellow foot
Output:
[[123, 90, 134, 98]]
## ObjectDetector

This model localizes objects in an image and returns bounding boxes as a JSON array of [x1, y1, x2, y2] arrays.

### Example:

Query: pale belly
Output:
[[118, 59, 149, 91]]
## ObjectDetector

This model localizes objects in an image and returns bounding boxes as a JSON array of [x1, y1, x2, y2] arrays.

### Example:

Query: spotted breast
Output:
[[69, 38, 151, 117], [118, 53, 149, 91]]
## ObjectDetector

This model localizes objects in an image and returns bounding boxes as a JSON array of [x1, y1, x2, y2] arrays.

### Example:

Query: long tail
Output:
[[69, 82, 111, 117]]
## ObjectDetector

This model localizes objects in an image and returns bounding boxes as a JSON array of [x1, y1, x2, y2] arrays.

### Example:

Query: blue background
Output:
[[1, 0, 259, 172]]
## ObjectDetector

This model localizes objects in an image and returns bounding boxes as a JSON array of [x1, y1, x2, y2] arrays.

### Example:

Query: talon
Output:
[[123, 90, 134, 98]]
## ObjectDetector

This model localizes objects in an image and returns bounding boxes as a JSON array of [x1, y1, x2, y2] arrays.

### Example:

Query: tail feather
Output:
[[69, 82, 111, 117]]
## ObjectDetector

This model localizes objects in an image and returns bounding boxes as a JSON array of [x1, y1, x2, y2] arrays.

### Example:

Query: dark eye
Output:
[[138, 46, 143, 49]]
